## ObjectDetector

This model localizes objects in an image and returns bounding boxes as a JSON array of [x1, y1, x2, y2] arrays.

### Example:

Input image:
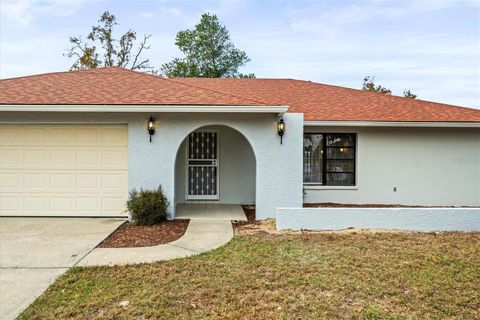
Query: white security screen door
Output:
[[187, 131, 219, 200]]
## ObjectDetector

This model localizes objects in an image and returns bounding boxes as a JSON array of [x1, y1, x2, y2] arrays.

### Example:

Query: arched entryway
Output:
[[174, 125, 256, 214]]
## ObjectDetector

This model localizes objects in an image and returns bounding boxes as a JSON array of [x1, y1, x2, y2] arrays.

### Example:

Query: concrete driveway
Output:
[[0, 218, 124, 320]]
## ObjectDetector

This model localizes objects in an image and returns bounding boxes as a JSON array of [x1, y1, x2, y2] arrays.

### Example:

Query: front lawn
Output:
[[20, 231, 479, 319]]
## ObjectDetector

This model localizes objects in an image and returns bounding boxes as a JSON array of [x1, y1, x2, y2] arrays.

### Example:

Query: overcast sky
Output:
[[1, 0, 479, 108]]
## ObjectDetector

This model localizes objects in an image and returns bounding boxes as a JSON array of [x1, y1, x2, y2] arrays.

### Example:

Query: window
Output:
[[304, 133, 356, 186]]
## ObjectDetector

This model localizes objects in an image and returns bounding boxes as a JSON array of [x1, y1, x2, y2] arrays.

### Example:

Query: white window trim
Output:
[[303, 185, 359, 190]]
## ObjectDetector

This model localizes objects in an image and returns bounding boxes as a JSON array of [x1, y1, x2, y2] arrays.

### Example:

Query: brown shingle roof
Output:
[[0, 67, 264, 106], [174, 78, 480, 122], [1, 67, 479, 122]]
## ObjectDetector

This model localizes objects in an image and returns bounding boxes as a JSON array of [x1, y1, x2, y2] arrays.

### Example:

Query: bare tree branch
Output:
[[131, 34, 152, 70]]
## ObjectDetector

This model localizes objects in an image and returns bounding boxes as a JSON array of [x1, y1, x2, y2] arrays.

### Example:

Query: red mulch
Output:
[[98, 219, 189, 248], [242, 205, 256, 222], [232, 205, 258, 231], [304, 203, 476, 208]]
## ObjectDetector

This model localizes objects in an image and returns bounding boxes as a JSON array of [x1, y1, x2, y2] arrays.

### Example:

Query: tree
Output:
[[66, 11, 153, 71], [362, 76, 392, 94], [362, 75, 417, 99], [161, 13, 254, 78], [403, 90, 417, 99]]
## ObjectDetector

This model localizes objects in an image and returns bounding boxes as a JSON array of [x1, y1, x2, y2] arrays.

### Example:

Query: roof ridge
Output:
[[176, 77, 479, 111], [0, 66, 127, 82], [166, 77, 270, 106], [80, 68, 272, 106]]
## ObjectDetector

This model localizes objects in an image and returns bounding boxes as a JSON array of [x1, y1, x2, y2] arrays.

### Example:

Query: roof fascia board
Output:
[[0, 105, 289, 113], [304, 120, 480, 128]]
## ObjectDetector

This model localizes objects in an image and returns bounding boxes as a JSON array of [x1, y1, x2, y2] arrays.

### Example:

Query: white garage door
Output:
[[0, 125, 128, 216]]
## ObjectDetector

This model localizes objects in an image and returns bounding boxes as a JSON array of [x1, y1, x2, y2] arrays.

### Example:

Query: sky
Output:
[[1, 0, 479, 108]]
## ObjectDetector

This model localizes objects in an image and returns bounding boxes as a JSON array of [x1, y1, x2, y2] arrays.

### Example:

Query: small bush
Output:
[[126, 186, 169, 226]]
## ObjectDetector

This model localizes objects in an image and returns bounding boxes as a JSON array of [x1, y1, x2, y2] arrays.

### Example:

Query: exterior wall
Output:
[[175, 125, 256, 205], [277, 207, 480, 231], [1, 111, 304, 219], [152, 112, 304, 219], [304, 126, 480, 206]]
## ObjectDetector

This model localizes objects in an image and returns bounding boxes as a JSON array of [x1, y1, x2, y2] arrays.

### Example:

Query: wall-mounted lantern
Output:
[[277, 118, 286, 144], [147, 115, 156, 142]]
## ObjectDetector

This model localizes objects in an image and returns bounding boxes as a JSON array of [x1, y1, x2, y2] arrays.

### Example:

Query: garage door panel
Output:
[[102, 127, 128, 145], [75, 150, 100, 167], [102, 150, 127, 167], [23, 127, 49, 145], [76, 196, 99, 212], [50, 173, 74, 189], [75, 128, 101, 145], [49, 127, 75, 144], [102, 173, 127, 190], [23, 173, 47, 188], [50, 149, 74, 165], [23, 197, 47, 212], [0, 127, 22, 144], [50, 197, 74, 212], [0, 125, 128, 216], [0, 148, 21, 166], [102, 197, 125, 212], [23, 149, 48, 167], [0, 197, 22, 212], [0, 173, 20, 188], [76, 173, 100, 189], [0, 170, 127, 193]]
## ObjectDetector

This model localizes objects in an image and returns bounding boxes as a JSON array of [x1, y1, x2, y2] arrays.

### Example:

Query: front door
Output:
[[187, 131, 219, 200]]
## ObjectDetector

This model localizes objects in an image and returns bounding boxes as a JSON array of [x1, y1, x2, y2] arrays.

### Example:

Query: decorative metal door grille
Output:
[[187, 131, 218, 199]]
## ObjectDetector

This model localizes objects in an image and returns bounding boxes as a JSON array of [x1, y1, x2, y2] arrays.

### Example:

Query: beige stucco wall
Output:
[[175, 125, 256, 205], [304, 126, 480, 206]]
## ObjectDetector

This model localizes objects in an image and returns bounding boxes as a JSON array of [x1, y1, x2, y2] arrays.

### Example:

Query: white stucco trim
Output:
[[304, 120, 480, 128], [276, 207, 480, 231], [0, 104, 289, 113]]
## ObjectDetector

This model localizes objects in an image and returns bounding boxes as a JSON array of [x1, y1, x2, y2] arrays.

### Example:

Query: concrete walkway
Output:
[[0, 218, 124, 320], [79, 218, 234, 266], [176, 204, 247, 221], [1, 205, 243, 318]]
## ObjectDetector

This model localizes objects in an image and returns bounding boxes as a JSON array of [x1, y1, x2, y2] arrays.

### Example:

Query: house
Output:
[[0, 67, 479, 220]]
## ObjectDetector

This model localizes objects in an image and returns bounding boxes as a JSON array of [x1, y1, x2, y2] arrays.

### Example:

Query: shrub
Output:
[[126, 186, 169, 226]]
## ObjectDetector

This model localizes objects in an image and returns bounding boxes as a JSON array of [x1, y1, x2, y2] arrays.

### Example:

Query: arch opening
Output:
[[173, 124, 257, 213]]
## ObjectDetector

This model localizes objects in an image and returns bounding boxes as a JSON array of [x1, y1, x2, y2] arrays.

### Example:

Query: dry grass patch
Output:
[[20, 232, 479, 319], [234, 218, 412, 236]]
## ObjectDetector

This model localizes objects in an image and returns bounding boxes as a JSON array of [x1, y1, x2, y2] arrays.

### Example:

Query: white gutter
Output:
[[304, 120, 480, 128], [0, 104, 289, 113]]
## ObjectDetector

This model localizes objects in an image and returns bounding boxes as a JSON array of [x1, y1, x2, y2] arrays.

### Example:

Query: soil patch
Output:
[[234, 205, 414, 236], [99, 219, 189, 248], [232, 205, 258, 232]]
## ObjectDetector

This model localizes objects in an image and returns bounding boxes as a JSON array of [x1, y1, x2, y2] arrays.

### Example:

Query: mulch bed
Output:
[[304, 202, 477, 208], [98, 219, 190, 248], [233, 205, 260, 234]]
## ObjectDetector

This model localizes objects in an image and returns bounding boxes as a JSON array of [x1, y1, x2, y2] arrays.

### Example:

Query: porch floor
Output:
[[175, 204, 247, 221]]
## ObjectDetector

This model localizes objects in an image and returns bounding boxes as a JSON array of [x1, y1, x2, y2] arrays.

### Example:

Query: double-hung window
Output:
[[303, 133, 356, 186]]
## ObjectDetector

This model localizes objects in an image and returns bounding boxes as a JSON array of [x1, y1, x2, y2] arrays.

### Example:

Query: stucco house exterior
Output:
[[0, 67, 479, 220]]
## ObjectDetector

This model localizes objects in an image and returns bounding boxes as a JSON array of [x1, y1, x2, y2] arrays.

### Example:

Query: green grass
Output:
[[20, 232, 480, 319]]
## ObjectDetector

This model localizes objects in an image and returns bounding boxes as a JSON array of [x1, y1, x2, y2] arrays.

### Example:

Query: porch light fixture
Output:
[[147, 115, 155, 142], [277, 118, 286, 144]]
